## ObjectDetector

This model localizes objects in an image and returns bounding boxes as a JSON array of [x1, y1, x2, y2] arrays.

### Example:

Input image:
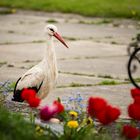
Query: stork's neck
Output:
[[43, 35, 55, 61], [43, 35, 57, 70]]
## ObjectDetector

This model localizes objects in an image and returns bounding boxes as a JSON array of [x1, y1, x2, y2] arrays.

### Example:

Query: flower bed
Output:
[[1, 82, 140, 140]]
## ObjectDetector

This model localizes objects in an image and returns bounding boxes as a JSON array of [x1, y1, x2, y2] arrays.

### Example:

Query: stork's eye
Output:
[[50, 28, 54, 32]]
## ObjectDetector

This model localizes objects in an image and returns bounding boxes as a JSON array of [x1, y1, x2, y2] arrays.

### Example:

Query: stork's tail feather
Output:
[[12, 89, 24, 102], [12, 77, 24, 102]]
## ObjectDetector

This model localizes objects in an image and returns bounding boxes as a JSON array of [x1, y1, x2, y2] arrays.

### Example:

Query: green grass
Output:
[[63, 36, 78, 41], [0, 0, 140, 19], [98, 80, 119, 85], [125, 78, 140, 83], [78, 19, 113, 24], [0, 61, 7, 66], [59, 71, 95, 77], [134, 78, 140, 83], [46, 19, 58, 23], [7, 30, 15, 34], [57, 82, 93, 88], [0, 8, 13, 14], [98, 75, 114, 79], [9, 82, 16, 89], [0, 106, 58, 140], [0, 106, 36, 140]]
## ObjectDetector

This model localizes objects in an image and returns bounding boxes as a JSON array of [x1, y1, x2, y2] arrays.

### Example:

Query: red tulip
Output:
[[53, 100, 64, 114], [96, 105, 120, 125], [134, 96, 140, 105], [107, 105, 121, 122], [87, 98, 95, 117], [21, 88, 36, 101], [40, 101, 64, 121], [87, 97, 107, 117], [128, 103, 140, 120], [131, 88, 140, 99], [28, 97, 40, 108], [96, 110, 109, 125], [122, 125, 140, 139]]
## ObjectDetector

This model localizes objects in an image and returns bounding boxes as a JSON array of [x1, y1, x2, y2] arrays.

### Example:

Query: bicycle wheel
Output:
[[128, 47, 140, 89]]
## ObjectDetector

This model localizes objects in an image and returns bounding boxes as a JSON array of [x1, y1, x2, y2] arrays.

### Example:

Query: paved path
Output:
[[0, 10, 140, 117]]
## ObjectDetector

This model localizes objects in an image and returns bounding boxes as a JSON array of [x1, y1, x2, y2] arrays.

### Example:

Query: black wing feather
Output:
[[12, 78, 43, 102]]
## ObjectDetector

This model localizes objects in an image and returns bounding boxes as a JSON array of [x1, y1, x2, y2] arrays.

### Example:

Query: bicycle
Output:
[[127, 34, 140, 89]]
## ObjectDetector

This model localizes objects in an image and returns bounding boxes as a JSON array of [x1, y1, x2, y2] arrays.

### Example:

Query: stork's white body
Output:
[[16, 35, 58, 99], [13, 24, 68, 102]]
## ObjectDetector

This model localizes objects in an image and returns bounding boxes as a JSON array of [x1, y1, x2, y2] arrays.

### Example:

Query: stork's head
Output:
[[45, 24, 68, 48]]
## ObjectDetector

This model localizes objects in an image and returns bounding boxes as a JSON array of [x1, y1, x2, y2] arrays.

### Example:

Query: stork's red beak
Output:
[[53, 32, 69, 48]]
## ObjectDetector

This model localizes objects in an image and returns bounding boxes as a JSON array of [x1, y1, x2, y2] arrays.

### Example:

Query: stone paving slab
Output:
[[0, 43, 44, 62], [0, 12, 140, 44], [0, 54, 131, 81], [56, 40, 128, 58], [58, 56, 133, 79], [0, 41, 127, 62], [0, 66, 26, 81], [0, 41, 132, 80], [57, 73, 124, 87], [0, 65, 124, 87]]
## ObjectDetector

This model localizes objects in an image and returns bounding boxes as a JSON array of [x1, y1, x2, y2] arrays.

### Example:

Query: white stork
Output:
[[12, 24, 68, 102]]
